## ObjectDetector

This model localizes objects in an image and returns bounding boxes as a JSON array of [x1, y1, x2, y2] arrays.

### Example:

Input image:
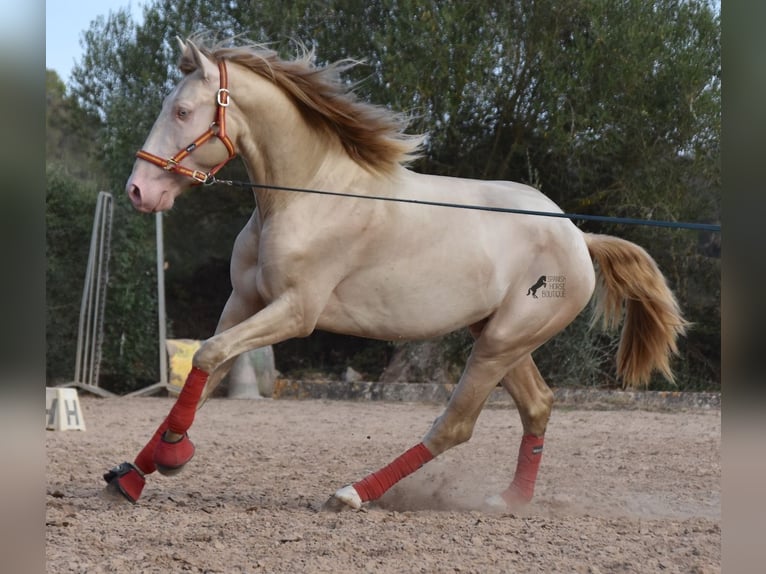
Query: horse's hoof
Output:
[[153, 432, 195, 476], [102, 462, 145, 504], [322, 484, 363, 512], [483, 489, 531, 513]]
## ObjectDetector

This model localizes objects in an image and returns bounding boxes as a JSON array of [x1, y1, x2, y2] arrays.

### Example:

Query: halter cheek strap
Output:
[[136, 59, 237, 184]]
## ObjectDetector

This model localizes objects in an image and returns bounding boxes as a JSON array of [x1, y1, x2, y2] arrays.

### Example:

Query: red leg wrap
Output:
[[353, 443, 434, 502], [133, 418, 170, 475], [167, 366, 209, 434], [104, 367, 207, 503], [146, 367, 207, 474], [501, 434, 544, 507]]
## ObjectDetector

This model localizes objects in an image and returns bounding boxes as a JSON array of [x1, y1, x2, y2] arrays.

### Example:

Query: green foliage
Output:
[[46, 68, 160, 393], [51, 0, 720, 392], [46, 70, 103, 182], [274, 333, 394, 381], [45, 166, 99, 383], [97, 200, 160, 394]]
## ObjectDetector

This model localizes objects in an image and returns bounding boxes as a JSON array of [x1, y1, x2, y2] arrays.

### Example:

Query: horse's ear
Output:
[[179, 39, 212, 80], [176, 36, 186, 53]]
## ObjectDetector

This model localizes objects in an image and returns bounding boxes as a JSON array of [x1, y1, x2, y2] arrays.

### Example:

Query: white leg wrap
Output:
[[333, 484, 363, 510], [484, 493, 508, 511]]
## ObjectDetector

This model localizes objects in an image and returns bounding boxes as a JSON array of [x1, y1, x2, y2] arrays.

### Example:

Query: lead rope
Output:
[[207, 175, 721, 232]]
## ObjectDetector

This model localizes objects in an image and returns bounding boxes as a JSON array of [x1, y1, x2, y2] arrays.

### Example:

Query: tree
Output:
[[45, 165, 99, 383], [46, 70, 103, 181], [47, 64, 161, 392]]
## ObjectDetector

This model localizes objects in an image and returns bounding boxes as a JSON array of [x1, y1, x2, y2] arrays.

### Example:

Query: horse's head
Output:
[[125, 40, 237, 212]]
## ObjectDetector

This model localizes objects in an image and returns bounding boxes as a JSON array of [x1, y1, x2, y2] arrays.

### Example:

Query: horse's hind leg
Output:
[[326, 316, 547, 511], [326, 283, 579, 513], [485, 355, 553, 509], [327, 348, 509, 510]]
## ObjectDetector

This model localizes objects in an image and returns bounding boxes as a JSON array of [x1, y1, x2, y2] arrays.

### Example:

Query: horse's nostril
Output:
[[128, 183, 142, 203]]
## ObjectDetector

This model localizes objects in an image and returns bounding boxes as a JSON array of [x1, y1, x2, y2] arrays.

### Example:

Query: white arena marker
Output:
[[45, 388, 86, 431]]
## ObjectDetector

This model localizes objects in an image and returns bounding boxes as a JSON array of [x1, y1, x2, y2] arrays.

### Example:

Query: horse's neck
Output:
[[247, 139, 385, 219], [233, 67, 405, 215], [233, 78, 345, 207]]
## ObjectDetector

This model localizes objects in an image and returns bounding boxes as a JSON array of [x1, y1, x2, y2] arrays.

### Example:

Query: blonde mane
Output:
[[180, 39, 423, 175]]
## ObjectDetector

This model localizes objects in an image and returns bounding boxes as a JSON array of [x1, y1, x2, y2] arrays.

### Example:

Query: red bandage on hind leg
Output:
[[501, 434, 544, 506], [167, 367, 209, 435], [133, 418, 170, 475], [353, 442, 434, 502]]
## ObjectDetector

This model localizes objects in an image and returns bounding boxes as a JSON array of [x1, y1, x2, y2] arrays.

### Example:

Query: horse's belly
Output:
[[316, 271, 503, 340]]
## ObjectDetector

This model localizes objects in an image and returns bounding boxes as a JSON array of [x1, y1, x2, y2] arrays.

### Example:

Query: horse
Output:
[[104, 38, 687, 511]]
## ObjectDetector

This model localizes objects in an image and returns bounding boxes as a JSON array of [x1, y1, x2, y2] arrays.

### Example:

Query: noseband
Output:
[[136, 60, 237, 184]]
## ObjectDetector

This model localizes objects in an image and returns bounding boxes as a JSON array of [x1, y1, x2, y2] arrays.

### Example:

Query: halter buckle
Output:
[[163, 159, 179, 171], [217, 88, 230, 107], [191, 170, 210, 183]]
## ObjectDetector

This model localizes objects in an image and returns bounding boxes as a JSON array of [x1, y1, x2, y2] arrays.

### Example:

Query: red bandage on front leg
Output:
[[133, 418, 170, 475], [501, 434, 545, 507], [353, 443, 434, 502], [167, 367, 209, 435]]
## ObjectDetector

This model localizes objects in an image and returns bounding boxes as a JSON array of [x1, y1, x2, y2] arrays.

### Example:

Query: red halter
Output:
[[135, 59, 237, 184]]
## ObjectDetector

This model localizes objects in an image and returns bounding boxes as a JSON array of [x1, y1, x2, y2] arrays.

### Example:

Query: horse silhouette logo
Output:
[[526, 275, 547, 298]]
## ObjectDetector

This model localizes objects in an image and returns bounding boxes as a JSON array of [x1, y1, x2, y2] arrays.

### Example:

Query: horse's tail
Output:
[[584, 233, 688, 388]]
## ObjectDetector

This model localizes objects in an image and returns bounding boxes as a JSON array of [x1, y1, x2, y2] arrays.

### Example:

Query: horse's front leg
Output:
[[104, 289, 266, 502]]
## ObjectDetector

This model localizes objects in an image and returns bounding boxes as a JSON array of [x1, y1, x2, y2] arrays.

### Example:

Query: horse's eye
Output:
[[177, 108, 189, 119]]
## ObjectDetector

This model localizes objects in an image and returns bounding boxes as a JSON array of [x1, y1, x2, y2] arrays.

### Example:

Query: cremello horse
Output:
[[105, 39, 687, 510]]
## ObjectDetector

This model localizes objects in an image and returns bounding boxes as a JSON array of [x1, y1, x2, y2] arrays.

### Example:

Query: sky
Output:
[[46, 0, 145, 84]]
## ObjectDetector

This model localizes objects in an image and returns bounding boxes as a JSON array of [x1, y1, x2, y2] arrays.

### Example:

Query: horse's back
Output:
[[399, 172, 593, 285], [402, 171, 560, 213]]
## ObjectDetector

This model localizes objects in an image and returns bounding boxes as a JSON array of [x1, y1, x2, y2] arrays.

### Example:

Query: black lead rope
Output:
[[209, 176, 721, 233]]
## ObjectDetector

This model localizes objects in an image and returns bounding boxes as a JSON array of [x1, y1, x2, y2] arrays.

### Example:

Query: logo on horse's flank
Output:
[[526, 274, 566, 299], [526, 275, 547, 298]]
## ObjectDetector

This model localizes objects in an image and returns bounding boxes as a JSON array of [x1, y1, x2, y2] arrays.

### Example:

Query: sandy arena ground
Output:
[[46, 396, 720, 573]]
